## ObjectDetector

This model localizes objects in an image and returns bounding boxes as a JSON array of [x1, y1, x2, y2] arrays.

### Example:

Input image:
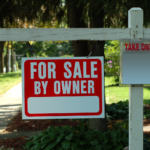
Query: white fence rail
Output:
[[0, 28, 150, 41]]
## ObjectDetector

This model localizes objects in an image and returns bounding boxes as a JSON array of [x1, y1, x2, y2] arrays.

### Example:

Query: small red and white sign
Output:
[[120, 40, 150, 84], [124, 43, 150, 51], [22, 57, 104, 119]]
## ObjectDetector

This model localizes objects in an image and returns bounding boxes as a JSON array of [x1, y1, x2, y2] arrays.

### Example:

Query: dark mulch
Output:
[[0, 136, 30, 150], [5, 110, 80, 132], [0, 110, 81, 149]]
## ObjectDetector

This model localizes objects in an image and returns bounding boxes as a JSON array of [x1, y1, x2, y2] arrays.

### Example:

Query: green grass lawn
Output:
[[0, 70, 21, 95], [105, 76, 150, 105]]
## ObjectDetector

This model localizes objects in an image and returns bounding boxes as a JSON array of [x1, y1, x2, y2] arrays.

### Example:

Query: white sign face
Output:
[[120, 40, 150, 84], [22, 57, 105, 119]]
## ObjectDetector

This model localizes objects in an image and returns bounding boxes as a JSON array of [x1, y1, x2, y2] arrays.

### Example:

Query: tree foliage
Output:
[[13, 41, 73, 68], [104, 41, 119, 77]]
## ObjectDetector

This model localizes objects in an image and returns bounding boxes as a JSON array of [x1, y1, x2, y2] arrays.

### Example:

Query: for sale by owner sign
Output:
[[22, 57, 104, 119]]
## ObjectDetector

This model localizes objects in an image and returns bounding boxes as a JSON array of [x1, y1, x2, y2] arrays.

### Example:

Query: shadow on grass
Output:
[[144, 87, 150, 91], [113, 99, 150, 105], [106, 99, 150, 105], [105, 83, 119, 87]]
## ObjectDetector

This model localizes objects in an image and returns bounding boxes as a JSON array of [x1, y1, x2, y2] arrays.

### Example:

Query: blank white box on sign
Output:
[[120, 40, 150, 84], [28, 96, 99, 114]]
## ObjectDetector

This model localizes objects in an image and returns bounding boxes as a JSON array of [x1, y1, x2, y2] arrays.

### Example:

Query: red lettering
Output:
[[145, 44, 149, 50], [147, 44, 150, 50], [132, 44, 136, 50], [124, 43, 150, 51], [141, 43, 145, 50], [128, 44, 131, 50], [136, 44, 139, 50], [125, 43, 128, 50]]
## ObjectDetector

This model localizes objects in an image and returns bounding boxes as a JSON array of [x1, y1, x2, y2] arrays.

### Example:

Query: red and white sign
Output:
[[120, 40, 150, 84], [124, 43, 150, 51], [22, 57, 104, 119]]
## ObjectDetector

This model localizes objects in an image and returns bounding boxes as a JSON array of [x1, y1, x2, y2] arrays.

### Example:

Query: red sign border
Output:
[[22, 57, 104, 118]]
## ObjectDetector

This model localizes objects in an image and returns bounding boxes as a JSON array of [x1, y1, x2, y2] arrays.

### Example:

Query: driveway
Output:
[[0, 82, 22, 131]]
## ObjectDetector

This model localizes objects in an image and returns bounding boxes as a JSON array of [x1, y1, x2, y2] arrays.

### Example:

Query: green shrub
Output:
[[106, 100, 150, 120], [144, 138, 150, 150], [24, 123, 128, 150], [144, 109, 150, 120], [109, 120, 150, 150], [106, 100, 129, 120]]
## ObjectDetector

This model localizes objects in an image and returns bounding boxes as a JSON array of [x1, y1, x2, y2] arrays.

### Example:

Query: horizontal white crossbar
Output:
[[0, 28, 131, 41], [0, 28, 149, 41]]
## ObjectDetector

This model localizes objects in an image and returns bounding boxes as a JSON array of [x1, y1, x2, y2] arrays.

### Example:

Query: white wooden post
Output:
[[128, 8, 143, 150]]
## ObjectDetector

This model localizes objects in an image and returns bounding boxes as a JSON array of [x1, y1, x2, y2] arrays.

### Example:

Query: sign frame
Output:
[[119, 39, 150, 85], [22, 57, 105, 119]]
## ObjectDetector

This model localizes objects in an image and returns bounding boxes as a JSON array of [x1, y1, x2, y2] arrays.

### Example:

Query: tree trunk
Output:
[[6, 41, 9, 73], [0, 42, 5, 73], [66, 0, 89, 57], [89, 0, 108, 132], [66, 0, 108, 132], [11, 41, 14, 72]]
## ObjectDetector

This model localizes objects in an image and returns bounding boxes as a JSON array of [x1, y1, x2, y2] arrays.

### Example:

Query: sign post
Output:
[[128, 8, 143, 150], [22, 57, 105, 119]]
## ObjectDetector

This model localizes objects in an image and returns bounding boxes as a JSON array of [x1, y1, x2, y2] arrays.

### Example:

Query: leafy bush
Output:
[[144, 138, 150, 150], [109, 119, 129, 131], [24, 123, 128, 150], [144, 109, 150, 120], [109, 120, 150, 150], [106, 100, 129, 120], [106, 100, 150, 120]]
